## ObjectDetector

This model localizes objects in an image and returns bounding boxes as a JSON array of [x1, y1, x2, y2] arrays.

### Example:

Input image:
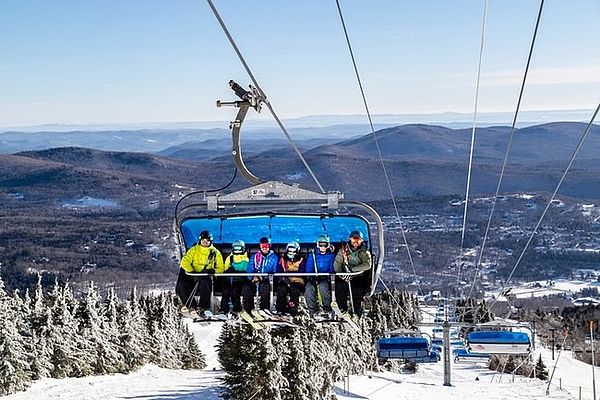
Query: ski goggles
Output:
[[232, 245, 244, 254], [259, 242, 271, 251], [317, 241, 329, 248]]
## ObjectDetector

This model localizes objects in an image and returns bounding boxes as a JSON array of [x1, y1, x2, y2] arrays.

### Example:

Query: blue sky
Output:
[[1, 0, 598, 127]]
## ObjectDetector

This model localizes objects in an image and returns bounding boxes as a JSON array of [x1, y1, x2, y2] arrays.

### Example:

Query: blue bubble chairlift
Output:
[[377, 334, 440, 363], [172, 81, 385, 313], [466, 330, 531, 355]]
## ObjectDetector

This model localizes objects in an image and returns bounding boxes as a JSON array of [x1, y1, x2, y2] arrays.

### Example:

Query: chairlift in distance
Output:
[[377, 328, 440, 363], [466, 319, 532, 355]]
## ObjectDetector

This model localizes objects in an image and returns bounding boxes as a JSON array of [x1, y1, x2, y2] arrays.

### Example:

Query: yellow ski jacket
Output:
[[180, 244, 224, 273]]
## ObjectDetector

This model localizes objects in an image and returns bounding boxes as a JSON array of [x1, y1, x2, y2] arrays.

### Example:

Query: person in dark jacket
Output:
[[276, 241, 305, 315], [305, 234, 335, 317], [242, 236, 278, 312], [334, 230, 372, 317], [176, 230, 224, 314], [220, 239, 248, 314]]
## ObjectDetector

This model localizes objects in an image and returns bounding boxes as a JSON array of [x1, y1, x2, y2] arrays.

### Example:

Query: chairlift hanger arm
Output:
[[216, 80, 264, 185]]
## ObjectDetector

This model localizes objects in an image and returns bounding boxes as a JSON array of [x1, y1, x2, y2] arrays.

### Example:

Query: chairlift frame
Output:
[[173, 81, 386, 297]]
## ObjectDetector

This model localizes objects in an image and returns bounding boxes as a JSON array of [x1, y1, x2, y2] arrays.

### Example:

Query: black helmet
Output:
[[349, 230, 364, 240], [199, 230, 213, 242], [259, 236, 271, 245]]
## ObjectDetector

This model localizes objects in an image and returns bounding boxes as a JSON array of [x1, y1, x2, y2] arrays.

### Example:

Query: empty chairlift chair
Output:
[[378, 337, 440, 363], [466, 331, 531, 355], [452, 347, 490, 363]]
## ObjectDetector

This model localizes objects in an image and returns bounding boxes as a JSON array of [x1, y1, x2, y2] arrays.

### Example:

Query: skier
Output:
[[305, 234, 335, 317], [334, 230, 371, 319], [276, 241, 305, 315], [177, 230, 224, 315], [220, 239, 248, 315], [242, 236, 278, 312]]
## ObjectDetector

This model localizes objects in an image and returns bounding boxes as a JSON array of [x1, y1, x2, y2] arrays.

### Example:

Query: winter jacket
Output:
[[180, 244, 224, 273], [333, 242, 371, 273], [225, 253, 249, 272], [306, 247, 335, 274], [246, 250, 279, 279], [278, 254, 305, 285]]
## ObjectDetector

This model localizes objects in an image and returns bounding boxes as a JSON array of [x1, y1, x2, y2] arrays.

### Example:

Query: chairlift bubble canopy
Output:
[[466, 331, 531, 355], [174, 180, 385, 295]]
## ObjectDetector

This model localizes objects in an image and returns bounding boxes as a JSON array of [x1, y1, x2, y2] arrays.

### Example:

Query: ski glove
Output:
[[340, 274, 353, 283], [205, 268, 216, 275]]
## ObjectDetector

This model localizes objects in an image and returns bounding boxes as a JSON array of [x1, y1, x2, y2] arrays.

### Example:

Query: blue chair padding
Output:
[[467, 331, 530, 345]]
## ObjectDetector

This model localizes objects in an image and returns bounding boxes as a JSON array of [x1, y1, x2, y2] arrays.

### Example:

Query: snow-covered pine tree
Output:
[[0, 277, 31, 395], [74, 281, 104, 375], [217, 322, 250, 398], [117, 287, 148, 371], [98, 287, 125, 373], [218, 324, 286, 400], [178, 322, 206, 369], [279, 324, 309, 399], [50, 281, 88, 378]]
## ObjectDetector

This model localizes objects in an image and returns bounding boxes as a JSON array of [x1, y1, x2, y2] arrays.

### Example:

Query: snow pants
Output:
[[335, 273, 367, 315], [175, 268, 212, 310], [305, 278, 332, 315], [276, 280, 304, 315], [218, 277, 243, 313], [241, 279, 271, 312]]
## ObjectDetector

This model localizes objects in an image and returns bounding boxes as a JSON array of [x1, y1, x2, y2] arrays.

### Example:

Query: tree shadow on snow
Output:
[[121, 385, 221, 400]]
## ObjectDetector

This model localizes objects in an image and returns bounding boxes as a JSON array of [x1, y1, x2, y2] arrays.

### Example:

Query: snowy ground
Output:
[[7, 312, 598, 399], [487, 278, 600, 300]]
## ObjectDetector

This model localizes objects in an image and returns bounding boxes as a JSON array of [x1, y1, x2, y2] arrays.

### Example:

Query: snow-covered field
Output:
[[6, 311, 598, 399], [487, 278, 600, 300]]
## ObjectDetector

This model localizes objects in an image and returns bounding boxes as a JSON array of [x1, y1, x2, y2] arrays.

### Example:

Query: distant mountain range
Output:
[[2, 122, 600, 202], [1, 108, 593, 132]]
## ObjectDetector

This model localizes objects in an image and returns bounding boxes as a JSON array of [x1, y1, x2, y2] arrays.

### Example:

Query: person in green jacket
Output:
[[334, 230, 372, 317], [176, 230, 224, 314], [220, 240, 249, 314]]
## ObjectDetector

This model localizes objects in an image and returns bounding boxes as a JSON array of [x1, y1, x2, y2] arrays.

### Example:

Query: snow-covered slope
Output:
[[6, 316, 597, 399]]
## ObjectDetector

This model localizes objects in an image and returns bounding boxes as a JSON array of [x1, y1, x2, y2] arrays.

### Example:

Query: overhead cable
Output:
[[335, 0, 422, 296], [469, 0, 545, 299], [458, 0, 488, 287], [206, 0, 326, 193], [489, 102, 600, 311]]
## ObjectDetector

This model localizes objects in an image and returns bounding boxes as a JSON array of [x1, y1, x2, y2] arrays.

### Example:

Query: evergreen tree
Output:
[[535, 355, 548, 380], [0, 277, 32, 395], [117, 287, 148, 371]]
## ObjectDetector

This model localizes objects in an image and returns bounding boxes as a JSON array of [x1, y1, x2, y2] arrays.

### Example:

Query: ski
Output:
[[330, 301, 359, 331], [257, 309, 298, 328], [192, 310, 228, 325], [240, 311, 265, 330], [313, 311, 345, 324], [250, 309, 292, 328], [180, 305, 200, 319]]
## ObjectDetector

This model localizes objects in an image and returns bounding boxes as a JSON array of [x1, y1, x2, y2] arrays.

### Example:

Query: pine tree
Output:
[[535, 355, 548, 380], [117, 287, 148, 371], [0, 277, 32, 395], [28, 274, 52, 379]]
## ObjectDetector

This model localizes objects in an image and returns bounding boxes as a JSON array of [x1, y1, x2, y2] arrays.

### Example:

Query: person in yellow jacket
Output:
[[176, 230, 224, 314]]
